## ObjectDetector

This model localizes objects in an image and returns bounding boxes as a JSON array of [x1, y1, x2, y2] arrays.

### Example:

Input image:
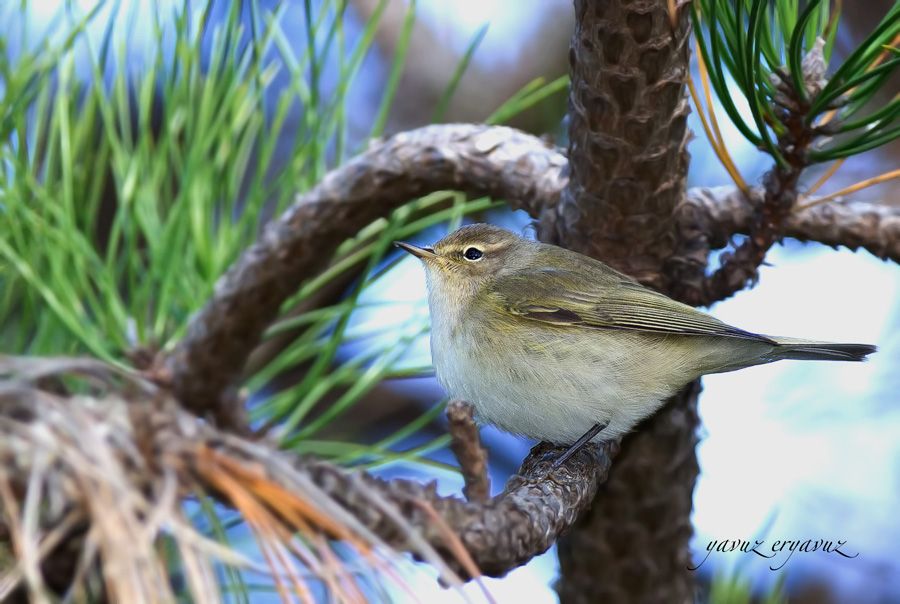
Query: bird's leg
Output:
[[550, 422, 608, 470]]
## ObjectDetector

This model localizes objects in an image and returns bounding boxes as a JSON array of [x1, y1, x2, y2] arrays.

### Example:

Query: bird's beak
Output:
[[394, 241, 437, 260]]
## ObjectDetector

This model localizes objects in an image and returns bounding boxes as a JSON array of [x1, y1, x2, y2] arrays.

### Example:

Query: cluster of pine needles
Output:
[[0, 356, 477, 603]]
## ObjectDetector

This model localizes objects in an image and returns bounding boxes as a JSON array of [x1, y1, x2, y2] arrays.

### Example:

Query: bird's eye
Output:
[[463, 247, 484, 261]]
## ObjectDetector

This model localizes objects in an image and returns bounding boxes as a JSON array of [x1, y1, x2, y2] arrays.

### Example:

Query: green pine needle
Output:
[[694, 0, 899, 164]]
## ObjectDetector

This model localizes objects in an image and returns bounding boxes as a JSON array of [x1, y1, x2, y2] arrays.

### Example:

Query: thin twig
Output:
[[446, 400, 491, 503]]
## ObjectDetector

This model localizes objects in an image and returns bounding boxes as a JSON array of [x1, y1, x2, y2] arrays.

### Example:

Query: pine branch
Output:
[[301, 440, 615, 577], [165, 123, 899, 426], [687, 187, 900, 262], [682, 56, 816, 305], [672, 186, 900, 305], [0, 356, 615, 598], [165, 124, 567, 427]]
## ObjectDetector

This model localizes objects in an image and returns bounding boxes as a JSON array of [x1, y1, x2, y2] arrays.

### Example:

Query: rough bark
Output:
[[556, 382, 700, 603], [302, 440, 616, 577], [164, 122, 899, 430], [541, 0, 692, 291], [549, 1, 699, 602], [674, 186, 900, 304], [0, 358, 616, 592], [166, 124, 566, 426], [677, 165, 807, 307], [684, 186, 900, 263]]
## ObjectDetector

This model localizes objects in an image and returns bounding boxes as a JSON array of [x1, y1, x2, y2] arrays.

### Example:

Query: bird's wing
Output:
[[489, 268, 775, 343]]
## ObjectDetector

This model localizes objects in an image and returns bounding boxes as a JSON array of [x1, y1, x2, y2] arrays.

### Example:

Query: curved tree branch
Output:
[[785, 201, 900, 260], [166, 122, 899, 426], [673, 186, 900, 305], [0, 357, 615, 592], [301, 440, 616, 577], [166, 124, 566, 425]]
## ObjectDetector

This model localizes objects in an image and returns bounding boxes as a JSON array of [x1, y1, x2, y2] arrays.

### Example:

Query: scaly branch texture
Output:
[[303, 441, 616, 577], [0, 356, 615, 599], [549, 2, 698, 602], [679, 187, 900, 262], [167, 124, 900, 430], [673, 186, 900, 303], [684, 187, 900, 262], [167, 122, 898, 427], [542, 0, 692, 291], [167, 124, 566, 425], [679, 162, 807, 306]]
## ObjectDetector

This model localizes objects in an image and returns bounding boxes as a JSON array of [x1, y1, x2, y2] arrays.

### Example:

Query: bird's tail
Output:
[[768, 337, 876, 362]]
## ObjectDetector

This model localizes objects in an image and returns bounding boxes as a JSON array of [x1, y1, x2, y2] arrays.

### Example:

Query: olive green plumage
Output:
[[396, 224, 876, 445]]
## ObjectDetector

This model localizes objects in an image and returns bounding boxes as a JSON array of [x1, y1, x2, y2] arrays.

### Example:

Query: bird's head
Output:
[[395, 223, 532, 295]]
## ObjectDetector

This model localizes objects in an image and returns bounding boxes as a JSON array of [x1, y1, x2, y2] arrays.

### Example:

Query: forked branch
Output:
[[166, 124, 567, 426], [0, 357, 614, 599], [673, 186, 900, 305], [167, 125, 899, 426]]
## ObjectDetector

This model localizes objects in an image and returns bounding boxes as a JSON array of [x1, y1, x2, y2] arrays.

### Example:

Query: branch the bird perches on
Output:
[[168, 123, 900, 426], [2, 123, 894, 597], [157, 123, 897, 579]]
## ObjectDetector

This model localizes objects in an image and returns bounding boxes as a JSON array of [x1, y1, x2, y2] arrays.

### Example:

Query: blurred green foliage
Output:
[[709, 570, 788, 604], [0, 0, 560, 468]]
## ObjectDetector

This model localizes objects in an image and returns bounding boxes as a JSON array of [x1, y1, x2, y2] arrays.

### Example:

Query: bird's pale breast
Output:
[[429, 301, 700, 444]]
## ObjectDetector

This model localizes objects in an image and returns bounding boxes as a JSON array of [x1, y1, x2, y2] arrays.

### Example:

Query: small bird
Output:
[[395, 224, 876, 466]]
